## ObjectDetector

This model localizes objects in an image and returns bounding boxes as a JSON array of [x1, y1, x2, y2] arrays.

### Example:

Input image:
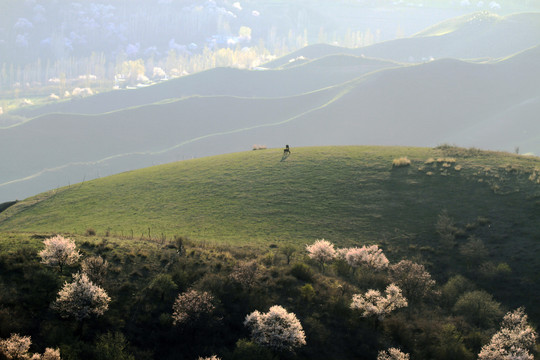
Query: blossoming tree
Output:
[[377, 347, 410, 360], [244, 305, 306, 352], [172, 289, 216, 326], [343, 245, 389, 272], [53, 272, 110, 321], [39, 235, 81, 273], [478, 307, 537, 360], [350, 283, 407, 320], [306, 239, 336, 272]]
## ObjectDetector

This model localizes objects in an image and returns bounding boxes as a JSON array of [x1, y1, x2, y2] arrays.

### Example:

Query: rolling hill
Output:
[[11, 54, 400, 119], [266, 12, 540, 65], [2, 44, 540, 202], [1, 146, 540, 317]]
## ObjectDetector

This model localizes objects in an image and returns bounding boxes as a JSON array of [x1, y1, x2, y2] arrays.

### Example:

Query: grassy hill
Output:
[[2, 146, 540, 316], [1, 145, 538, 243]]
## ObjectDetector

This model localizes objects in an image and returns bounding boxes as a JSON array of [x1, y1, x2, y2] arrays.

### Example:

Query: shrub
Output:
[[81, 256, 108, 285], [389, 260, 436, 305], [290, 263, 313, 282], [86, 228, 96, 236], [392, 157, 411, 167], [453, 290, 502, 328]]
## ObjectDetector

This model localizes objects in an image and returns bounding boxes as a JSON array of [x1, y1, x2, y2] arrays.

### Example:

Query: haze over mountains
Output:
[[1, 11, 539, 202]]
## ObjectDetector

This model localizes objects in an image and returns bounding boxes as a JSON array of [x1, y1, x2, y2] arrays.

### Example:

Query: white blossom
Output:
[[172, 289, 216, 326], [53, 272, 110, 321], [478, 308, 537, 360], [197, 356, 220, 360], [40, 348, 61, 360], [306, 239, 336, 271], [39, 235, 81, 272], [244, 305, 306, 351], [0, 333, 31, 359], [351, 283, 407, 320], [0, 334, 61, 360], [344, 245, 389, 271], [229, 260, 259, 289], [377, 347, 410, 360]]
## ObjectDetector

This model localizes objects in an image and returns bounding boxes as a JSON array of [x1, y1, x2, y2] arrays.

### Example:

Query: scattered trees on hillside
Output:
[[172, 289, 216, 326], [377, 347, 410, 360], [350, 283, 407, 320], [478, 308, 537, 360], [0, 334, 61, 360], [306, 239, 336, 272], [53, 272, 110, 321], [39, 235, 81, 273], [244, 305, 306, 352], [389, 260, 436, 305]]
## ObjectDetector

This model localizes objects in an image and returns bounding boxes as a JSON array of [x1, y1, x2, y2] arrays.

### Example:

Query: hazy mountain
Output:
[[12, 54, 401, 119], [266, 12, 540, 64]]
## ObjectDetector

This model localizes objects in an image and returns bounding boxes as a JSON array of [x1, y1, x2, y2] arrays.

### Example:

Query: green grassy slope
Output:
[[1, 145, 538, 244], [1, 145, 540, 318]]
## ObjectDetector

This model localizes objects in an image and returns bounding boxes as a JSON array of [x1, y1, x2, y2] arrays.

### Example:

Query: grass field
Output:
[[1, 145, 538, 247]]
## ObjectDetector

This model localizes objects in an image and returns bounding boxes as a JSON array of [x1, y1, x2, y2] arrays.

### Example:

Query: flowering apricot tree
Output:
[[377, 347, 410, 360], [172, 289, 216, 326], [344, 245, 389, 272], [0, 334, 61, 360], [244, 305, 306, 352], [53, 272, 110, 321], [39, 235, 81, 273], [478, 307, 537, 360], [351, 283, 407, 320], [306, 239, 336, 272]]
